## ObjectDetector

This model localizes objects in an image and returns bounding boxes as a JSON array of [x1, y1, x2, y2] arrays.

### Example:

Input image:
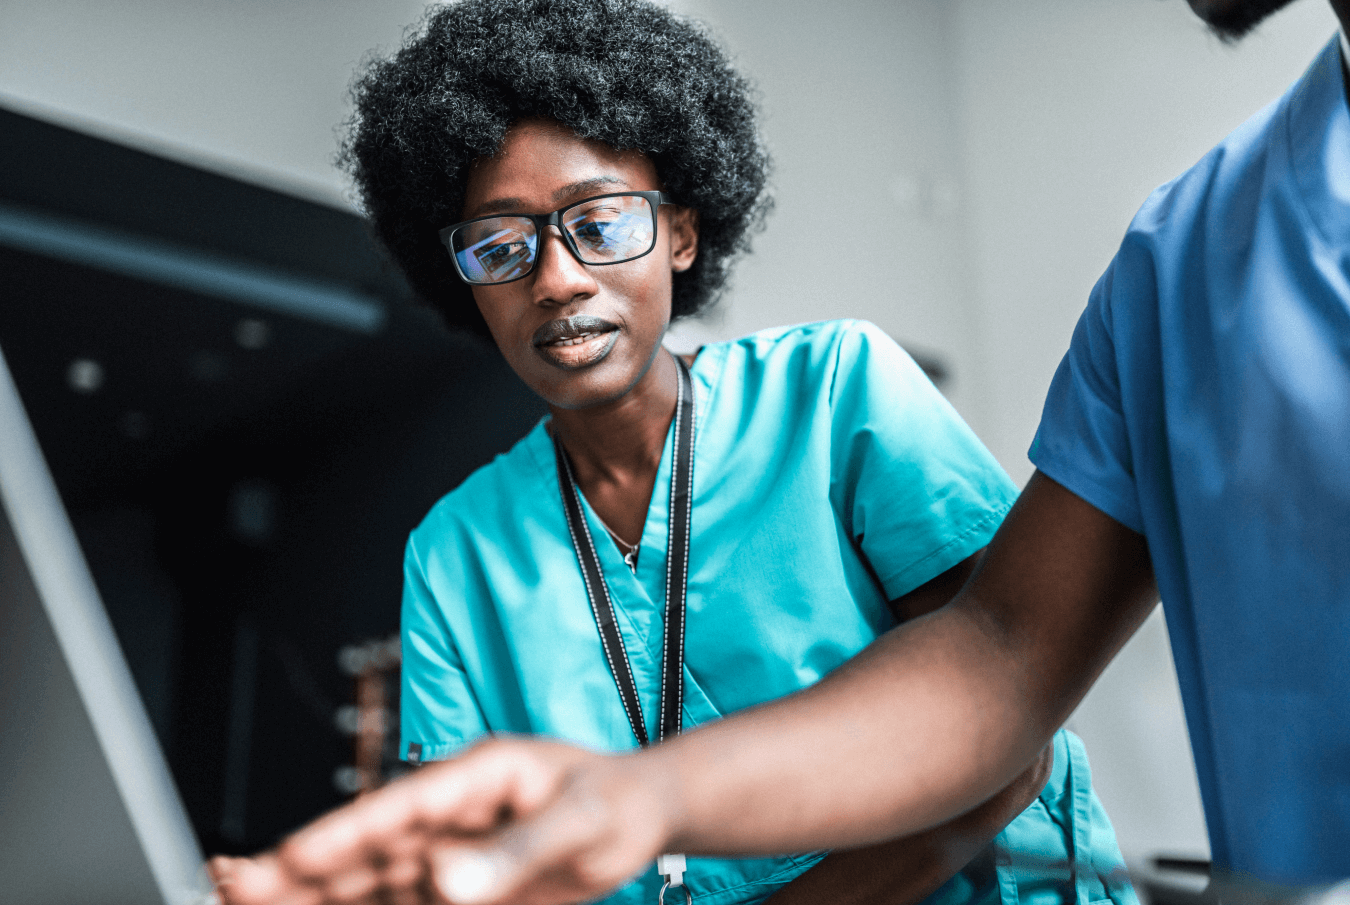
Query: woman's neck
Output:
[[549, 348, 682, 546]]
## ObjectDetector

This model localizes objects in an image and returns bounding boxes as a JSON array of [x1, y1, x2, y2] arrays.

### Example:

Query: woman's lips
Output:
[[532, 316, 620, 370], [551, 332, 605, 347]]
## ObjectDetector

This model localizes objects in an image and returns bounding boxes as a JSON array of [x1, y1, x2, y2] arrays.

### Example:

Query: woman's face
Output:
[[460, 119, 698, 411]]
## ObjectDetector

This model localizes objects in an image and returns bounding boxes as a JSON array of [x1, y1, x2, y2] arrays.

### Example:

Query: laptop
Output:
[[0, 343, 214, 905]]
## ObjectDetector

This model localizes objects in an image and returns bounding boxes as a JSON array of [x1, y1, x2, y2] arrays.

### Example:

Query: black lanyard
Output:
[[552, 356, 694, 747]]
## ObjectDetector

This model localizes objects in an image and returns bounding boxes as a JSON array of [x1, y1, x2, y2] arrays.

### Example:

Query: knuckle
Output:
[[275, 836, 317, 874]]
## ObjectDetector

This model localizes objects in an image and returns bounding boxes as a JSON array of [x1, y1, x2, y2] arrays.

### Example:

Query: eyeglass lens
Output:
[[450, 194, 657, 284]]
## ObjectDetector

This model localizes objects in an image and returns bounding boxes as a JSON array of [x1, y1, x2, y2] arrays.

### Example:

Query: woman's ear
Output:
[[668, 206, 699, 273]]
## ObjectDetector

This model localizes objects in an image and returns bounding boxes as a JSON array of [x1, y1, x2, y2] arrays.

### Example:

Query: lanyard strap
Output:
[[552, 356, 695, 748]]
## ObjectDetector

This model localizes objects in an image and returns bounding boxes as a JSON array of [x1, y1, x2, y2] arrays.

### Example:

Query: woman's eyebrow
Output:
[[551, 176, 626, 202], [465, 176, 629, 219], [463, 196, 526, 218]]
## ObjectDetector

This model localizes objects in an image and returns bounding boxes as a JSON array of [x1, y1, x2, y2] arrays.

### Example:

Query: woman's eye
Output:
[[469, 234, 534, 279], [574, 219, 618, 246]]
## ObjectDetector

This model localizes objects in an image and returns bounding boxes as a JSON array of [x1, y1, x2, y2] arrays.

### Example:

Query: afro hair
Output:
[[340, 0, 771, 336]]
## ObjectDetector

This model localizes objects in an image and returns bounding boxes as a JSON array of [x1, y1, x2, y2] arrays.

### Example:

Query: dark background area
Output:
[[0, 106, 546, 854]]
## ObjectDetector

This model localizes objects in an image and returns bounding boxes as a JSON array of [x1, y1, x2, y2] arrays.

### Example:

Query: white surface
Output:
[[4, 0, 1343, 863]]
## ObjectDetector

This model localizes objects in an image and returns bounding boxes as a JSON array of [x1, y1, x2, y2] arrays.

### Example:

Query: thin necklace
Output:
[[593, 511, 640, 572], [546, 424, 642, 573]]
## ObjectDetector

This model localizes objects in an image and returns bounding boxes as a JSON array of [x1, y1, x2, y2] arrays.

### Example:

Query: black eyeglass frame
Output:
[[438, 190, 673, 286]]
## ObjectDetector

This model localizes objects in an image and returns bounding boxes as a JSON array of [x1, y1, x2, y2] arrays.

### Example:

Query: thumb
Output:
[[431, 848, 514, 905], [428, 764, 664, 905]]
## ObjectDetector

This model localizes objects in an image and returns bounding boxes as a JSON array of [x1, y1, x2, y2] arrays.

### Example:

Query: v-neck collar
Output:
[[532, 348, 718, 593], [1285, 35, 1350, 255], [524, 347, 720, 665]]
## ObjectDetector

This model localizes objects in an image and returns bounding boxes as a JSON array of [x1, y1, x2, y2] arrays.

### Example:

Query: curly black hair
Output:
[[340, 0, 771, 337]]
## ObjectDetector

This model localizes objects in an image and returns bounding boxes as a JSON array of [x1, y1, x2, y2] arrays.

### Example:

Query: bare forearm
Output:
[[642, 603, 1050, 856]]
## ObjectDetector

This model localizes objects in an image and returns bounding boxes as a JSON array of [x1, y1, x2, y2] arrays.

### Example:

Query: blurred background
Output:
[[0, 0, 1340, 870]]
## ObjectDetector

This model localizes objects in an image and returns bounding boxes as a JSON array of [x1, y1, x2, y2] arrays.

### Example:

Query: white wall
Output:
[[662, 0, 982, 416], [2, 0, 1343, 867], [0, 0, 430, 207], [950, 0, 1341, 481]]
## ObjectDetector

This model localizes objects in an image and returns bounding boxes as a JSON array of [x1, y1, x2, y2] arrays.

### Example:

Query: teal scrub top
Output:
[[401, 320, 1133, 905]]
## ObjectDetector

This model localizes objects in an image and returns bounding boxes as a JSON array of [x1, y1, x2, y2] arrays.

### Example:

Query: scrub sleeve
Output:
[[995, 731, 1136, 905], [921, 732, 1136, 905]]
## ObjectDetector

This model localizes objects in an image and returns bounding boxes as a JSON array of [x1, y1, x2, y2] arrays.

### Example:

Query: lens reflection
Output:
[[448, 194, 658, 285], [563, 195, 654, 263], [453, 221, 538, 283]]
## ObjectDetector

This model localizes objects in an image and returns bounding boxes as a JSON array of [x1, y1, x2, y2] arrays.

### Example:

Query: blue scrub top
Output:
[[1032, 37, 1350, 885], [403, 320, 1128, 904]]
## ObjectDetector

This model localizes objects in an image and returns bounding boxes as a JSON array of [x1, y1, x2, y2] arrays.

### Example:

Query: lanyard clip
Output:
[[657, 853, 690, 905], [657, 853, 685, 887]]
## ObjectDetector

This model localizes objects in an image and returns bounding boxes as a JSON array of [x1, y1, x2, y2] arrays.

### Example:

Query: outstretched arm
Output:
[[212, 472, 1157, 905]]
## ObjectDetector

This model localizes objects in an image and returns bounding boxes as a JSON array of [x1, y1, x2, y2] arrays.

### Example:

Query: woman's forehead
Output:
[[461, 119, 660, 218]]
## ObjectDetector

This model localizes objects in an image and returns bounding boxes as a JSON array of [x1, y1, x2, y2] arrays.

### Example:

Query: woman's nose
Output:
[[531, 226, 598, 306]]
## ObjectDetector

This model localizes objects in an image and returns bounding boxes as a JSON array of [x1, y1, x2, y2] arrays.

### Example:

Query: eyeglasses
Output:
[[438, 191, 672, 286]]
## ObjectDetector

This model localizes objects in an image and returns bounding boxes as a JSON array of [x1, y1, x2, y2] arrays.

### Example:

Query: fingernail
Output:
[[435, 851, 501, 904]]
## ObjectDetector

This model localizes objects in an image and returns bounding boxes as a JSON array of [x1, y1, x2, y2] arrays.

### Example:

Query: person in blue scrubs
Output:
[[209, 1, 1136, 903], [215, 0, 1350, 902], [1029, 15, 1350, 881]]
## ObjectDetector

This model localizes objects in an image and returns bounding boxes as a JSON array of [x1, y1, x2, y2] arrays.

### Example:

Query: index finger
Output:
[[210, 853, 322, 905]]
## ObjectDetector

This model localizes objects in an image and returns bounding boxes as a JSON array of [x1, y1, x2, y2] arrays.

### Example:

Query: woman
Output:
[[219, 1, 1135, 903]]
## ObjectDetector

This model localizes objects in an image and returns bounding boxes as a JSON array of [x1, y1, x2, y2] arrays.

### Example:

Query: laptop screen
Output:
[[0, 343, 213, 905]]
